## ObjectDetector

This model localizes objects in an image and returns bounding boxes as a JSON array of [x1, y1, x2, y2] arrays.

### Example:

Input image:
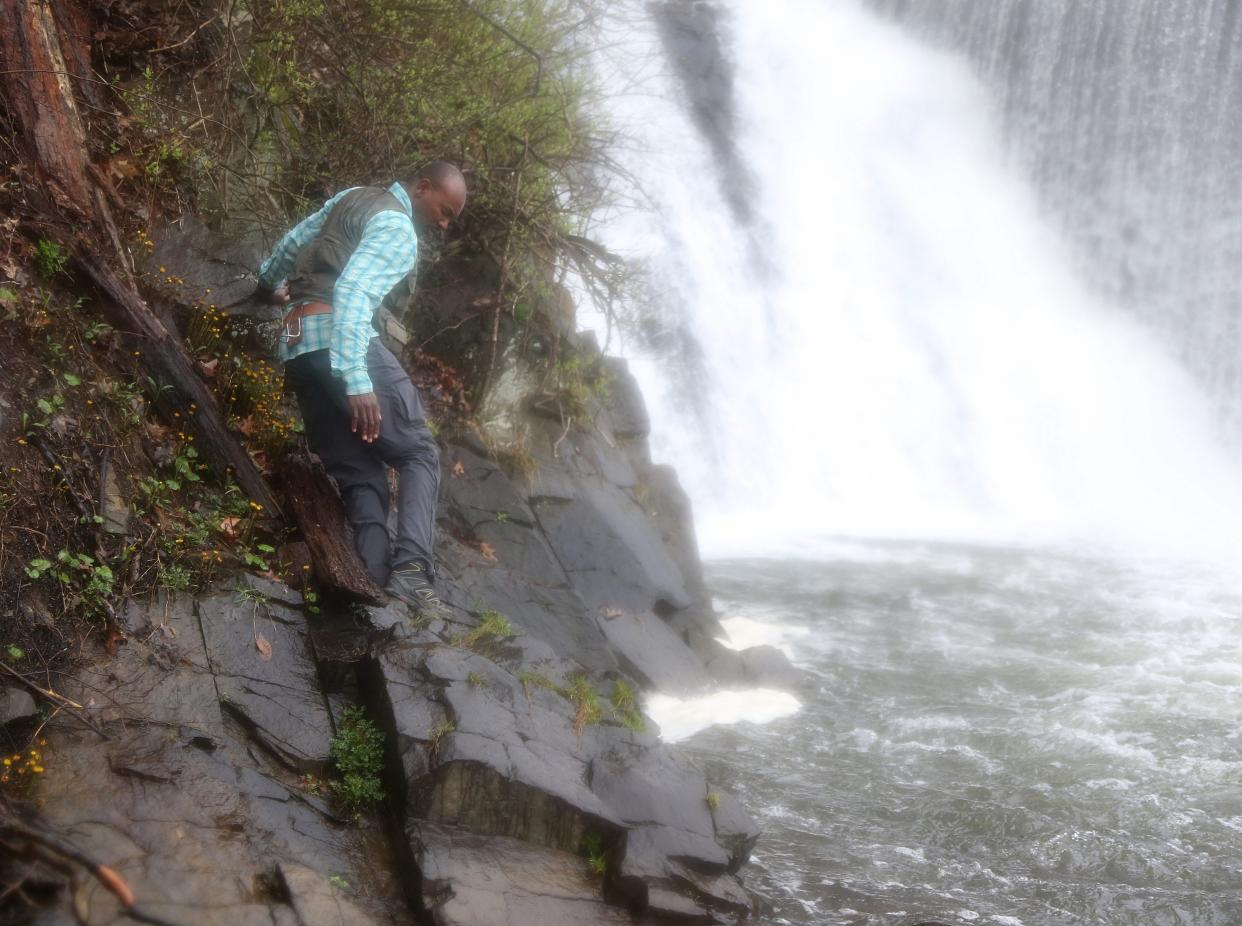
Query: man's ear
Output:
[[412, 176, 434, 197]]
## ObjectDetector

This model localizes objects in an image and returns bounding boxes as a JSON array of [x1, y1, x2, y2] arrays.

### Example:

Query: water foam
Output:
[[645, 688, 802, 743]]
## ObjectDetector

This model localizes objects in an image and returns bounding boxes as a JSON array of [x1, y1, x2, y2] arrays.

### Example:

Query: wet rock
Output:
[[219, 572, 307, 609], [738, 644, 798, 685], [33, 723, 398, 926], [278, 862, 383, 926], [64, 598, 222, 737], [532, 481, 710, 692], [197, 590, 331, 770], [0, 686, 36, 725], [596, 357, 651, 441], [413, 823, 637, 926], [147, 213, 270, 318], [360, 616, 759, 923]]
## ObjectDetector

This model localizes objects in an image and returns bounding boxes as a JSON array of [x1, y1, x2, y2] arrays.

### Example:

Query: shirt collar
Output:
[[387, 181, 413, 217]]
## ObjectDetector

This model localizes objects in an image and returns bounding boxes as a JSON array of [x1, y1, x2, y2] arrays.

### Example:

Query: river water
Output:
[[663, 548, 1242, 926]]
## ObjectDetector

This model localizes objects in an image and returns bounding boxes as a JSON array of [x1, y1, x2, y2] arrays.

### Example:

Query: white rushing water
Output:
[[592, 0, 1242, 564]]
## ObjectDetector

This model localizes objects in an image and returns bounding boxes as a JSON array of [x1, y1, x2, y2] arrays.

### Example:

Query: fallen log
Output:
[[281, 450, 384, 604]]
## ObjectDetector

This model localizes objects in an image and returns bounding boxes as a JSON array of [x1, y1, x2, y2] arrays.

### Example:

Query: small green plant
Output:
[[516, 670, 559, 694], [242, 545, 274, 572], [552, 354, 614, 420], [566, 674, 602, 735], [327, 875, 349, 890], [34, 239, 69, 277], [494, 510, 509, 524], [609, 680, 645, 733], [5, 645, 24, 662], [466, 671, 487, 689], [330, 706, 385, 816], [23, 390, 65, 433], [234, 585, 267, 605], [706, 791, 721, 812], [581, 834, 607, 877], [157, 563, 191, 591], [302, 587, 321, 615], [427, 719, 455, 757], [26, 550, 114, 616], [456, 610, 515, 649]]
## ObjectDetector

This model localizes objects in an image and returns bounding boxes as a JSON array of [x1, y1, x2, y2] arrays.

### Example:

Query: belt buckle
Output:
[[280, 301, 309, 347]]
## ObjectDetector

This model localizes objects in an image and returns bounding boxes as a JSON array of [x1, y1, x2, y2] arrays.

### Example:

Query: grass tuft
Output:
[[456, 610, 516, 649]]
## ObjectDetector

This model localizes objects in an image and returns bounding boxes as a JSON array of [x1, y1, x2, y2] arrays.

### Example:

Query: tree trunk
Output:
[[281, 451, 385, 603], [0, 0, 279, 515]]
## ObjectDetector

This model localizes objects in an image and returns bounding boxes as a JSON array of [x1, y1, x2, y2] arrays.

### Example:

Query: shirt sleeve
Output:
[[257, 188, 354, 291], [330, 211, 417, 395]]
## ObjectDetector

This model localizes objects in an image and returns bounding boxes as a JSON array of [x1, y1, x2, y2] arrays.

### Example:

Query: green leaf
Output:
[[257, 543, 276, 554], [5, 644, 25, 662], [63, 372, 82, 386], [36, 398, 53, 414]]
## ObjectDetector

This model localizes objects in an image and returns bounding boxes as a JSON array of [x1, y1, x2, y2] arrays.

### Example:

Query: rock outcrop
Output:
[[9, 223, 799, 925]]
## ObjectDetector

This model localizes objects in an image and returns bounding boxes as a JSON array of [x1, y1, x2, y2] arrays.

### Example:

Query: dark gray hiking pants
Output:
[[285, 340, 439, 585]]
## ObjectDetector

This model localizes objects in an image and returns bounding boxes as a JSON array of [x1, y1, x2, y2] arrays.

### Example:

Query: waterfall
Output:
[[869, 0, 1242, 441], [591, 0, 1242, 559]]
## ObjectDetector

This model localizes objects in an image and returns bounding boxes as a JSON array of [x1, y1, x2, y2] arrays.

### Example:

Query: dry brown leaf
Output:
[[103, 624, 126, 656], [479, 541, 497, 562], [451, 460, 465, 478], [218, 516, 242, 541], [255, 632, 273, 661], [197, 358, 219, 379], [95, 863, 135, 909], [145, 421, 171, 443], [600, 606, 624, 621]]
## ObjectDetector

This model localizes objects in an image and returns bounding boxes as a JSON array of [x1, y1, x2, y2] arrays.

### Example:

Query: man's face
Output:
[[410, 176, 466, 233]]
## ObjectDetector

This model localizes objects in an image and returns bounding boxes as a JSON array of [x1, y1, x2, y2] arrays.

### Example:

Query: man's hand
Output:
[[348, 393, 382, 443], [256, 282, 291, 306]]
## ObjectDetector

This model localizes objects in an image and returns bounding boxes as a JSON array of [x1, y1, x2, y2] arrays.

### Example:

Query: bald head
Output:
[[406, 160, 467, 232]]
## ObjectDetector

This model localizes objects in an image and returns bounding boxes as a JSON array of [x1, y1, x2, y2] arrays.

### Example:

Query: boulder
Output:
[[0, 686, 36, 725]]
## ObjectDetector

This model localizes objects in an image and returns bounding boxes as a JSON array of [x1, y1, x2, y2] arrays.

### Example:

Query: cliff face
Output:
[[7, 225, 793, 925]]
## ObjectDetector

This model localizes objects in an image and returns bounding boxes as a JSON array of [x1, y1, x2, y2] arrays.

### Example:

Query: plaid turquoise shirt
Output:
[[259, 182, 418, 395]]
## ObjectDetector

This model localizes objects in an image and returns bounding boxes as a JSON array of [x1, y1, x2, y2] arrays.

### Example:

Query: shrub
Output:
[[330, 706, 385, 815]]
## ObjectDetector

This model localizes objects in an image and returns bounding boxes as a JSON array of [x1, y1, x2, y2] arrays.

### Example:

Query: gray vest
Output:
[[286, 186, 414, 320]]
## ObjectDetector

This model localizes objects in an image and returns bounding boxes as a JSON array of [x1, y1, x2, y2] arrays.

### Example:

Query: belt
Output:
[[280, 300, 332, 348]]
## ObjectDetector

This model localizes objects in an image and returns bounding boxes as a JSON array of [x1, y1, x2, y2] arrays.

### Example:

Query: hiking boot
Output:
[[385, 562, 446, 621]]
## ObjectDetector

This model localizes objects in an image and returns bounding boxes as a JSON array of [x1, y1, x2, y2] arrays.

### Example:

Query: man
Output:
[[256, 161, 467, 616]]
